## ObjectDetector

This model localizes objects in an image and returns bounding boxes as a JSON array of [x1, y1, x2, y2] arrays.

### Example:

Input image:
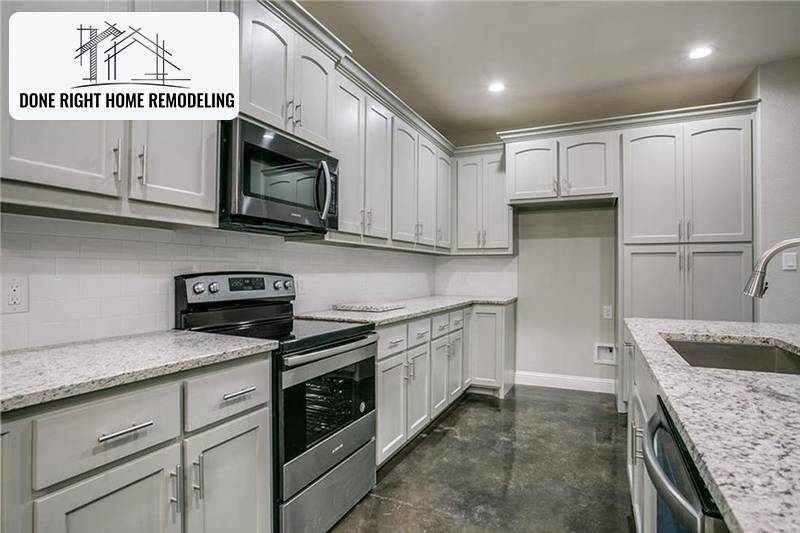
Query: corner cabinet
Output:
[[239, 1, 335, 150], [454, 149, 513, 254], [504, 131, 618, 205]]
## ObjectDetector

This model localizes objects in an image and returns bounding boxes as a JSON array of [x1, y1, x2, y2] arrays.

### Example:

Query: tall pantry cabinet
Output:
[[622, 112, 754, 323]]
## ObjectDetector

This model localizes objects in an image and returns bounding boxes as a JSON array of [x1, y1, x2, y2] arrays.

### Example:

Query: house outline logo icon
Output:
[[74, 21, 191, 89]]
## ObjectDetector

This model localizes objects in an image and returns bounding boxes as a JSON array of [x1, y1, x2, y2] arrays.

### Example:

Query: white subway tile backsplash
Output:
[[3, 214, 440, 350]]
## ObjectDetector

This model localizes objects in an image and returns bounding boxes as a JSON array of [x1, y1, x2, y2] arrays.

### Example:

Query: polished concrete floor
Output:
[[332, 386, 633, 533]]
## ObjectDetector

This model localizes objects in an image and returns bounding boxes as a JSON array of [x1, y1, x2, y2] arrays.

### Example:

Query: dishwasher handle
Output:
[[643, 410, 704, 533]]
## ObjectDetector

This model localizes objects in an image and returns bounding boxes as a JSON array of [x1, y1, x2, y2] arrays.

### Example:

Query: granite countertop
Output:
[[297, 295, 518, 326], [1, 331, 278, 413], [624, 318, 800, 533]]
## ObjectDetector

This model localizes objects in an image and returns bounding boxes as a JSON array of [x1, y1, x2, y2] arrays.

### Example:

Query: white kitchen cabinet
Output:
[[683, 116, 752, 243], [406, 344, 431, 439], [462, 308, 474, 389], [332, 74, 367, 236], [685, 243, 753, 322], [447, 330, 464, 402], [391, 117, 419, 244], [455, 156, 482, 250], [436, 150, 453, 249], [128, 121, 217, 212], [624, 116, 752, 245], [184, 409, 271, 533], [430, 336, 449, 419], [471, 304, 516, 396], [623, 124, 684, 244], [624, 243, 753, 322], [376, 353, 407, 465], [34, 444, 182, 533], [505, 139, 558, 201], [417, 136, 438, 246], [481, 153, 510, 250], [559, 131, 618, 197], [239, 1, 334, 150], [364, 97, 393, 239], [629, 392, 646, 533], [293, 38, 335, 149], [455, 151, 512, 254]]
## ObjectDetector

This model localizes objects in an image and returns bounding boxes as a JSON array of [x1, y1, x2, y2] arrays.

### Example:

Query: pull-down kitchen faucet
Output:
[[743, 238, 800, 298]]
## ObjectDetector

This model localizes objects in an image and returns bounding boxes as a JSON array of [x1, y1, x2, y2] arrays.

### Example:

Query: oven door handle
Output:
[[643, 410, 705, 533], [283, 333, 378, 368], [319, 160, 332, 221]]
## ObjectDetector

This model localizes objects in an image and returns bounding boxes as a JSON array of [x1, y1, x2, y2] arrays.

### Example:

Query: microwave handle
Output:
[[319, 160, 332, 221], [643, 410, 704, 533]]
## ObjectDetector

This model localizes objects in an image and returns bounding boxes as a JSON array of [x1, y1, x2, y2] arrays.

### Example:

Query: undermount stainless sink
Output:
[[666, 340, 800, 376]]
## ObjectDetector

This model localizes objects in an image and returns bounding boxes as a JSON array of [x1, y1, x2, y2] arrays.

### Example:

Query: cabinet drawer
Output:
[[377, 323, 407, 359], [449, 309, 464, 332], [407, 318, 431, 348], [32, 383, 181, 490], [184, 358, 270, 432], [432, 313, 450, 339]]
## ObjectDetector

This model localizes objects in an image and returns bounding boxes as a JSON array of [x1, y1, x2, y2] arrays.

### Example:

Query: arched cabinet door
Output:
[[559, 131, 618, 197], [391, 117, 418, 244], [505, 139, 558, 201], [240, 2, 295, 131], [623, 124, 684, 244], [293, 38, 335, 150]]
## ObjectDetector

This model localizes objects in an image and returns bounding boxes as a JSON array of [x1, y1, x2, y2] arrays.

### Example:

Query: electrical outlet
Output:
[[783, 252, 797, 271], [602, 305, 613, 319], [2, 276, 29, 314]]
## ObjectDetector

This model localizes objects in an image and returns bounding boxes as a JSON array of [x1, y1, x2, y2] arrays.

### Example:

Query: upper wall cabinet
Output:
[[333, 74, 367, 236], [455, 150, 512, 254], [623, 115, 752, 245], [505, 131, 618, 205], [240, 2, 334, 150], [436, 151, 453, 249], [392, 116, 419, 244], [363, 97, 393, 240], [417, 136, 438, 247]]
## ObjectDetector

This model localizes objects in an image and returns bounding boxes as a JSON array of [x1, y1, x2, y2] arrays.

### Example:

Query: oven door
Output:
[[224, 118, 338, 234], [278, 334, 376, 500]]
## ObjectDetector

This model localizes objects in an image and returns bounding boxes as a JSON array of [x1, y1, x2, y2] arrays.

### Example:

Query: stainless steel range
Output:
[[175, 272, 376, 533]]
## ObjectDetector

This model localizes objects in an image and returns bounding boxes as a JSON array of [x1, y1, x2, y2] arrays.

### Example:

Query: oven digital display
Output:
[[228, 277, 266, 291]]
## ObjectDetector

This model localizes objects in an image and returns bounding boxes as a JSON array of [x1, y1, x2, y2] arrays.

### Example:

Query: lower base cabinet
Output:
[[35, 444, 182, 533], [471, 303, 516, 396], [184, 408, 271, 533], [406, 344, 432, 439], [376, 353, 409, 464], [431, 331, 464, 419]]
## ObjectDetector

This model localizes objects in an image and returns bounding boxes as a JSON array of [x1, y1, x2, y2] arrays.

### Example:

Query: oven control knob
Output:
[[192, 282, 205, 295], [359, 402, 366, 413], [208, 282, 220, 294], [273, 281, 283, 290], [283, 280, 293, 290]]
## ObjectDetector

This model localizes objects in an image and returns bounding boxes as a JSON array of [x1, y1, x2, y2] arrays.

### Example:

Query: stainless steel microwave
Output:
[[219, 118, 338, 235]]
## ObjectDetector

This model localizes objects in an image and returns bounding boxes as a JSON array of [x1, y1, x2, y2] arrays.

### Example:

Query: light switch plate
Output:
[[782, 252, 797, 271], [602, 305, 613, 319]]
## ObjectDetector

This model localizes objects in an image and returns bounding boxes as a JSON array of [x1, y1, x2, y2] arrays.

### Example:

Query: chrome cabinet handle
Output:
[[678, 221, 682, 241], [416, 330, 429, 338], [686, 219, 691, 240], [686, 251, 691, 271], [113, 138, 122, 182], [438, 324, 448, 331], [643, 410, 704, 533], [320, 161, 332, 221], [294, 102, 302, 126], [170, 464, 182, 512], [679, 250, 683, 272], [98, 420, 154, 443], [552, 178, 558, 193], [388, 338, 404, 347], [476, 229, 481, 246], [367, 209, 373, 227], [138, 145, 148, 186], [222, 386, 257, 401], [360, 210, 365, 228], [409, 361, 415, 378], [192, 454, 205, 499], [403, 363, 409, 381], [481, 230, 487, 247], [286, 99, 294, 124]]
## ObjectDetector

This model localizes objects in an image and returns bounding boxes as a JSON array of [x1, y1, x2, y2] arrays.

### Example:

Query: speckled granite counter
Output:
[[297, 295, 517, 326], [625, 318, 800, 533], [1, 331, 278, 413]]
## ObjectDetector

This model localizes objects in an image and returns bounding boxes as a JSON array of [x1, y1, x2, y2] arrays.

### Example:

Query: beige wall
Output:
[[516, 207, 617, 382], [736, 58, 800, 324]]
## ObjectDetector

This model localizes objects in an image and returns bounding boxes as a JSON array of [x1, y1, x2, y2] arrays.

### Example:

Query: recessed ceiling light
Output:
[[689, 47, 713, 59], [488, 82, 505, 93]]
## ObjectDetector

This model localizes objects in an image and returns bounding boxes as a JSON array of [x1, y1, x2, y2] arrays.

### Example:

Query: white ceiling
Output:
[[300, 1, 800, 145]]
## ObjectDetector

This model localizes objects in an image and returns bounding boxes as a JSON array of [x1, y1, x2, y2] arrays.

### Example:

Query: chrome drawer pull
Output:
[[388, 338, 404, 347], [222, 386, 257, 401], [170, 464, 182, 512], [192, 454, 205, 499], [438, 324, 448, 331], [416, 331, 429, 338], [98, 420, 154, 443]]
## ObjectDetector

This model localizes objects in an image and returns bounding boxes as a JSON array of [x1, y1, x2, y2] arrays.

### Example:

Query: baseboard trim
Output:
[[515, 370, 616, 394]]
